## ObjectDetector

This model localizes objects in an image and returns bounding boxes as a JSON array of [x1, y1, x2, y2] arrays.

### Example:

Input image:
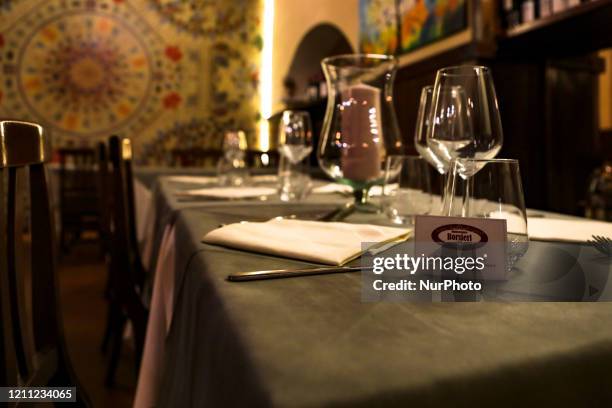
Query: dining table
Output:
[[132, 167, 612, 408]]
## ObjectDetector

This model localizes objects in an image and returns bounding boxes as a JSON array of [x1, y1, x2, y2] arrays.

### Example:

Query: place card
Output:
[[414, 215, 507, 281]]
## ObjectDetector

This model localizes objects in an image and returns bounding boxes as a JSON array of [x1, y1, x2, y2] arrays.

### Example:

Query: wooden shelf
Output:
[[505, 0, 610, 38], [499, 0, 612, 58]]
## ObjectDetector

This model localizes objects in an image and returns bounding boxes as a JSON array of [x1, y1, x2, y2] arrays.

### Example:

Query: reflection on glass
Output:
[[426, 85, 473, 168], [416, 85, 458, 175]]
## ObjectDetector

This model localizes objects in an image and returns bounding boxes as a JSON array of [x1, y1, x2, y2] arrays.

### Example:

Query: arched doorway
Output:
[[285, 23, 354, 100]]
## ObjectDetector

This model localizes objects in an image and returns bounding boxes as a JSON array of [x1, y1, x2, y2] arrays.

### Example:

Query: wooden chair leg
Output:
[[50, 363, 92, 407], [60, 223, 70, 253], [101, 301, 120, 354], [105, 313, 126, 387]]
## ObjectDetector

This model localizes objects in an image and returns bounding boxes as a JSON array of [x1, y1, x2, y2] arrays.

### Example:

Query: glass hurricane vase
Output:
[[318, 54, 403, 214]]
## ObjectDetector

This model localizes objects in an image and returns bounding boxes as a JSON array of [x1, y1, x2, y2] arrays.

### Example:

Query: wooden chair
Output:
[[0, 120, 91, 406], [96, 142, 112, 258], [105, 135, 148, 386], [58, 147, 100, 252], [96, 142, 115, 355]]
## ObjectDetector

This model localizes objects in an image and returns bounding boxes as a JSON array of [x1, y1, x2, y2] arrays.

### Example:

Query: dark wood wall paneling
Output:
[[392, 0, 612, 215]]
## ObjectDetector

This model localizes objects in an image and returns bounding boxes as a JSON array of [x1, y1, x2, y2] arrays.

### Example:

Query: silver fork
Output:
[[588, 235, 612, 257]]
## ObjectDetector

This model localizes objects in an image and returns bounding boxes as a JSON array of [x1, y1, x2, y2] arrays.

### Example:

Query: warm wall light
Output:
[[258, 0, 275, 151]]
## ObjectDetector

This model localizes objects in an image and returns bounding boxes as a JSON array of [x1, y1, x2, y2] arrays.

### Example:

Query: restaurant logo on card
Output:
[[431, 224, 489, 249]]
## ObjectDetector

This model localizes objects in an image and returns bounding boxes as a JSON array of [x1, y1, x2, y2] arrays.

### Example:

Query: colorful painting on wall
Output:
[[398, 0, 466, 53], [359, 0, 398, 55], [359, 0, 467, 55], [0, 0, 263, 164]]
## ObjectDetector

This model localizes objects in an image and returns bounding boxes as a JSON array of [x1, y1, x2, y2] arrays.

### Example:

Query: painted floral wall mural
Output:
[[0, 0, 263, 164]]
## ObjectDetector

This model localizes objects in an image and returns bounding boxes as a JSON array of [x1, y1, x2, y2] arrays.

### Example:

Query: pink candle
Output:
[[340, 83, 383, 182]]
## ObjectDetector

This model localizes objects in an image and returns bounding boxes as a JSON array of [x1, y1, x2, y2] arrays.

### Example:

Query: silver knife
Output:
[[228, 266, 371, 282]]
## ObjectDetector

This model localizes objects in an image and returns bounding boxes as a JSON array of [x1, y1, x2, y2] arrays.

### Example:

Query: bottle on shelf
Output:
[[552, 0, 568, 13], [521, 0, 537, 23], [540, 0, 553, 17], [306, 76, 319, 101], [502, 0, 521, 28]]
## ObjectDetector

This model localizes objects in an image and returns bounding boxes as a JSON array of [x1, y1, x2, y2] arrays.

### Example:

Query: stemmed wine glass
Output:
[[414, 86, 446, 174], [318, 54, 403, 217], [278, 111, 313, 163], [427, 66, 504, 213], [277, 110, 313, 201], [414, 85, 468, 210], [427, 66, 503, 172]]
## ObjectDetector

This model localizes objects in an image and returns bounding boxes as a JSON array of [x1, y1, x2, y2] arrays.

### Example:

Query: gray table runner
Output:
[[155, 205, 612, 407]]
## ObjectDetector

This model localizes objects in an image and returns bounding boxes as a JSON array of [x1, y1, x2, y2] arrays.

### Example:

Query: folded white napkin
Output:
[[166, 174, 277, 184], [165, 175, 217, 184], [203, 219, 411, 265], [527, 217, 612, 243], [179, 186, 277, 199], [174, 179, 388, 199], [251, 174, 278, 183]]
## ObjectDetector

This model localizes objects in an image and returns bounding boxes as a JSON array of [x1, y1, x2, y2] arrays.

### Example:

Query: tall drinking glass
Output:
[[318, 54, 403, 215], [382, 155, 433, 226], [217, 130, 248, 186], [277, 110, 313, 201], [443, 158, 529, 271]]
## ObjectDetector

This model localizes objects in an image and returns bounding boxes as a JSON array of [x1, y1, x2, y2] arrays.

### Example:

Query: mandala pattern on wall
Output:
[[139, 118, 228, 164], [0, 0, 183, 140], [150, 0, 255, 37]]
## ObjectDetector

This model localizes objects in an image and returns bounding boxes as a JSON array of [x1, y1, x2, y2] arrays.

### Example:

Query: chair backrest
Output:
[[107, 136, 147, 358], [0, 120, 89, 405], [108, 136, 141, 276], [96, 142, 112, 252], [58, 147, 98, 200]]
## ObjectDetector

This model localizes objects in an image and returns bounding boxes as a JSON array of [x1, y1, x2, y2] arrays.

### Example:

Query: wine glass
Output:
[[415, 84, 468, 210], [443, 158, 529, 274], [414, 85, 446, 174], [277, 111, 313, 201], [217, 130, 248, 186], [427, 66, 503, 174], [428, 66, 503, 215], [318, 54, 403, 215], [426, 84, 473, 168], [222, 130, 248, 159], [278, 110, 313, 164]]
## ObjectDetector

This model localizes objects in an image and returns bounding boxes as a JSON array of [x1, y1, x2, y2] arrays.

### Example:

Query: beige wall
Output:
[[272, 0, 359, 113]]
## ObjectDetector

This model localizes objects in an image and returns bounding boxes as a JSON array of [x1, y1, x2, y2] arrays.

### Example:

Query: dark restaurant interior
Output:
[[1, 0, 612, 407]]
